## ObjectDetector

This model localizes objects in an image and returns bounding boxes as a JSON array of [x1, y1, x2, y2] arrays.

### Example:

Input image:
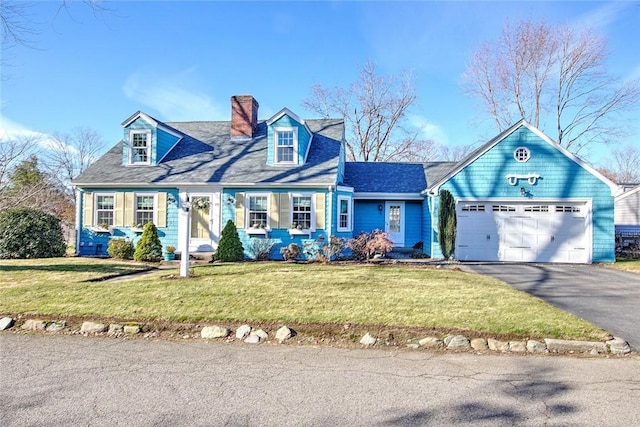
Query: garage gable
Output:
[[426, 121, 618, 263]]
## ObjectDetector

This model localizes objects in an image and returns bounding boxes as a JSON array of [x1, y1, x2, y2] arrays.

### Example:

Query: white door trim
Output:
[[385, 201, 405, 247]]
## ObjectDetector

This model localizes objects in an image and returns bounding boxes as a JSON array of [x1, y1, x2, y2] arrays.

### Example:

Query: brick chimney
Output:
[[230, 95, 259, 138]]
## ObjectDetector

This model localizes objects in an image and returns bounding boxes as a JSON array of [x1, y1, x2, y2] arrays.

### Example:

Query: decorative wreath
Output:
[[192, 197, 210, 210]]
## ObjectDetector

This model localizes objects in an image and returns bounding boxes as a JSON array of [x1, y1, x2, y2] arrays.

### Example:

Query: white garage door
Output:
[[455, 201, 590, 263]]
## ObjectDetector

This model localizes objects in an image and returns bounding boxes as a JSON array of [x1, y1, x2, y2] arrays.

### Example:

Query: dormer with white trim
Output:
[[266, 108, 313, 166], [121, 111, 182, 166]]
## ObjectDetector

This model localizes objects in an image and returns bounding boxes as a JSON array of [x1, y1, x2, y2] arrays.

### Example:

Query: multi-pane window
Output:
[[276, 129, 295, 163], [135, 195, 155, 226], [462, 204, 486, 212], [514, 147, 530, 162], [492, 205, 515, 212], [95, 194, 114, 227], [292, 196, 312, 229], [338, 197, 351, 231], [130, 131, 150, 164], [524, 205, 549, 213], [248, 195, 268, 228]]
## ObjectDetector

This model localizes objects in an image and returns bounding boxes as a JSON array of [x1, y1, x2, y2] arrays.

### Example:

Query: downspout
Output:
[[327, 185, 334, 242], [74, 187, 81, 256]]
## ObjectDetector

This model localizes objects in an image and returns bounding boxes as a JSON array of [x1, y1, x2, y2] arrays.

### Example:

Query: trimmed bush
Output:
[[213, 220, 244, 262], [107, 238, 134, 260], [0, 207, 66, 259], [133, 222, 162, 262]]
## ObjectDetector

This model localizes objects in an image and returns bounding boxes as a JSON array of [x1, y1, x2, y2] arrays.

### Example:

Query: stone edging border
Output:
[[1, 316, 633, 356]]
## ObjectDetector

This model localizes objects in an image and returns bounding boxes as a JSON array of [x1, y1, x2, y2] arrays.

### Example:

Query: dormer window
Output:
[[275, 127, 297, 164], [130, 130, 151, 165]]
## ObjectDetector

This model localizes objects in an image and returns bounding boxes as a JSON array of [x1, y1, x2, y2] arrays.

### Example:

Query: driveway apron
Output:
[[463, 263, 640, 351]]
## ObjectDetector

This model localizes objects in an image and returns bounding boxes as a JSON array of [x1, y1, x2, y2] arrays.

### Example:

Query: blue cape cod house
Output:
[[72, 95, 619, 263]]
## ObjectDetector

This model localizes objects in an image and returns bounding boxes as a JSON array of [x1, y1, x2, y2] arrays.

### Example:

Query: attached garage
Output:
[[424, 120, 618, 264], [455, 200, 591, 263]]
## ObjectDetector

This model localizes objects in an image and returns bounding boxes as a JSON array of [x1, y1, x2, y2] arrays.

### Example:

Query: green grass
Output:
[[0, 258, 610, 341], [607, 258, 640, 273]]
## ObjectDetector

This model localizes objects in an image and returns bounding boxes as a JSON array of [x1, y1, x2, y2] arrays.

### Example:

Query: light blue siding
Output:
[[122, 118, 157, 165], [436, 126, 615, 262], [353, 200, 422, 249], [404, 201, 422, 249], [156, 128, 180, 161], [266, 114, 312, 165], [222, 188, 329, 260], [77, 187, 179, 257], [353, 200, 385, 235]]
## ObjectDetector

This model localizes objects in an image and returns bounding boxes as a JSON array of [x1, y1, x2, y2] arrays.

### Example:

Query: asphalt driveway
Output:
[[463, 263, 640, 351]]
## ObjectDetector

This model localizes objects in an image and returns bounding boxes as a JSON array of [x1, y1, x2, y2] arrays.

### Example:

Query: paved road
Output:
[[463, 263, 640, 350], [2, 334, 640, 426]]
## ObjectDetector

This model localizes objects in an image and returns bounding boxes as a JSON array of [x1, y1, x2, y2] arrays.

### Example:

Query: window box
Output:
[[89, 226, 112, 234], [247, 228, 269, 236], [130, 227, 144, 233], [288, 228, 311, 237]]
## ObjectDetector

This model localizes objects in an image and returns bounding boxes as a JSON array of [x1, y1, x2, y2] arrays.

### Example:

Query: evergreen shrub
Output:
[[0, 207, 66, 259]]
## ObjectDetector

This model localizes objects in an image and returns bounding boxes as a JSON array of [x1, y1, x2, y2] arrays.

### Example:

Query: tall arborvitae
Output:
[[438, 190, 457, 260]]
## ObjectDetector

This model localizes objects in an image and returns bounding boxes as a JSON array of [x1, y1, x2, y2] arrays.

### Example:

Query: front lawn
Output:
[[608, 258, 640, 273], [0, 258, 610, 341]]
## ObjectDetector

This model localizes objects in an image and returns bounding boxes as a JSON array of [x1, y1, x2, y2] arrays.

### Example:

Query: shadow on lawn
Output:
[[0, 262, 153, 278]]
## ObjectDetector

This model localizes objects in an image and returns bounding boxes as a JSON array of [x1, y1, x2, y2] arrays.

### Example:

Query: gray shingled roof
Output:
[[73, 119, 344, 187], [343, 162, 456, 193]]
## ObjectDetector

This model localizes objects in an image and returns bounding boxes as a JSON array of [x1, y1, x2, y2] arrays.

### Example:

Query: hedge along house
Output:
[[423, 120, 620, 263], [72, 96, 619, 263]]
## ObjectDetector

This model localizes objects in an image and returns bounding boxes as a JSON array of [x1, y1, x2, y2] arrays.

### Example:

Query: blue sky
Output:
[[1, 1, 639, 168]]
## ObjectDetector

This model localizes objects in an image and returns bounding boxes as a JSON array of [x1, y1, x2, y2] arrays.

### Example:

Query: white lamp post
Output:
[[180, 194, 191, 277]]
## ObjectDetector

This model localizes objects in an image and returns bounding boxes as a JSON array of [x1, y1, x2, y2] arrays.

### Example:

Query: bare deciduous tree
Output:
[[463, 18, 640, 153], [1, 1, 112, 79], [44, 127, 105, 199], [304, 60, 430, 162], [598, 145, 640, 184]]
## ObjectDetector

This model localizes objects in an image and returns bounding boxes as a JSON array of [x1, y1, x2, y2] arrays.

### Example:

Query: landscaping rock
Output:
[[360, 333, 377, 346], [406, 343, 420, 349], [545, 338, 607, 354], [22, 319, 47, 331], [108, 324, 123, 335], [45, 321, 66, 332], [81, 321, 108, 334], [444, 335, 470, 351], [124, 325, 141, 335], [254, 329, 269, 340], [526, 340, 547, 353], [470, 338, 488, 350], [201, 326, 230, 339], [245, 330, 268, 344], [275, 326, 293, 343], [487, 338, 510, 352], [509, 341, 527, 352], [0, 317, 15, 330], [235, 324, 252, 340], [418, 337, 444, 349], [607, 337, 632, 355]]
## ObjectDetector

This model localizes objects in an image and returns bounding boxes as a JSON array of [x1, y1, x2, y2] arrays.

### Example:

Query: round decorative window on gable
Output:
[[514, 147, 531, 162]]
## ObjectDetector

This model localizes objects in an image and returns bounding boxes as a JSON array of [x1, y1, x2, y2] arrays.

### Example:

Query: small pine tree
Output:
[[438, 190, 457, 260], [214, 220, 244, 262], [133, 222, 162, 262], [0, 207, 66, 259]]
